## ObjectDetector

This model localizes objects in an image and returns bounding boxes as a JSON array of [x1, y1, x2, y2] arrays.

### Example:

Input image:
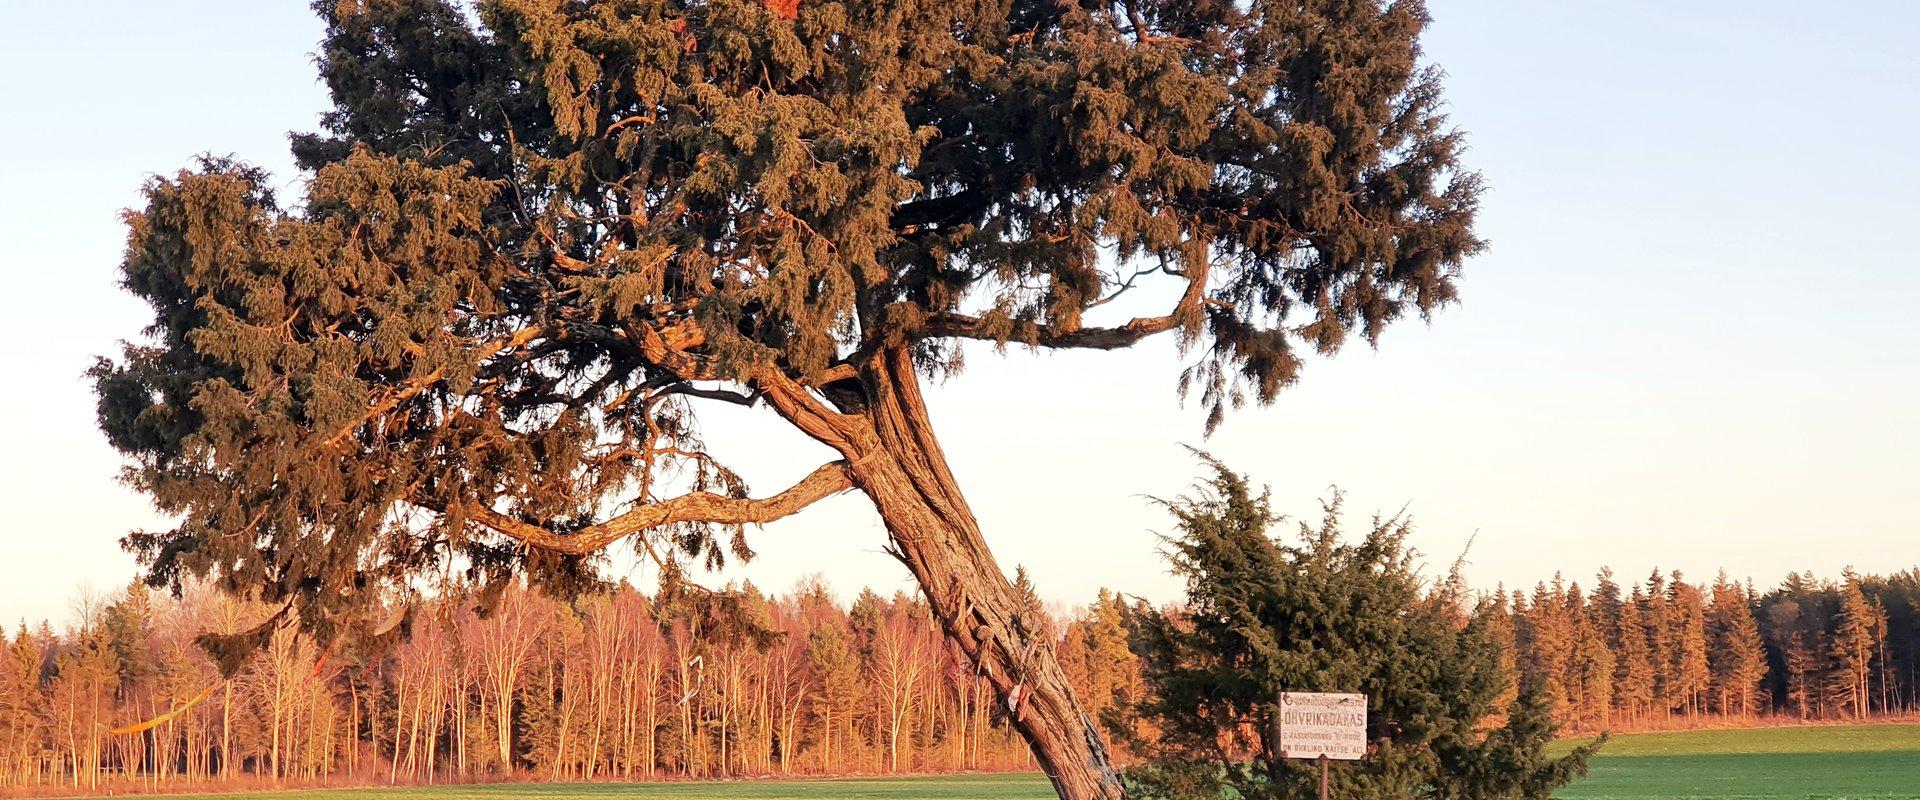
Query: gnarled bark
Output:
[[428, 332, 1127, 798], [796, 345, 1125, 800]]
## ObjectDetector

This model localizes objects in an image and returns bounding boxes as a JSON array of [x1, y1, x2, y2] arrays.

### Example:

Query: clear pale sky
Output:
[[1, 2, 1915, 627]]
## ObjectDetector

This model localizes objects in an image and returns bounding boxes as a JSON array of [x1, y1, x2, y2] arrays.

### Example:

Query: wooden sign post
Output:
[[1276, 692, 1366, 800]]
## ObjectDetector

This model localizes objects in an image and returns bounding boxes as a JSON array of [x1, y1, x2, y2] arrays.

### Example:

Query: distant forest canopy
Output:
[[0, 566, 1913, 793], [1497, 568, 1914, 731]]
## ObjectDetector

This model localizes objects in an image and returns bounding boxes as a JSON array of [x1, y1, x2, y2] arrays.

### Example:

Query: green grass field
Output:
[[108, 724, 1920, 800], [1555, 723, 1920, 800]]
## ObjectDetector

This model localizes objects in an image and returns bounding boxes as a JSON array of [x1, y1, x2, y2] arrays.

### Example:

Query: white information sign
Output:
[[1277, 692, 1367, 761]]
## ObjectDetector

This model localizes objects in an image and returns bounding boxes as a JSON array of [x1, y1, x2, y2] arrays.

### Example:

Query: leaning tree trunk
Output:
[[828, 345, 1125, 800]]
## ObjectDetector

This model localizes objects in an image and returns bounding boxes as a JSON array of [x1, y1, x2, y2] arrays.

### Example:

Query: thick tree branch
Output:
[[626, 317, 717, 380], [927, 311, 1179, 349], [657, 382, 760, 406], [802, 363, 859, 388], [751, 364, 874, 454], [439, 460, 855, 556], [924, 260, 1211, 350]]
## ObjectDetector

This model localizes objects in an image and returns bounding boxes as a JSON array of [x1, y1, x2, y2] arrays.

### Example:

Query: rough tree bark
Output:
[[761, 343, 1126, 800]]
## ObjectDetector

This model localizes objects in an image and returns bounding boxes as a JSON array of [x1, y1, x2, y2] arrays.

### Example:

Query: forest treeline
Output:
[[0, 573, 1105, 795], [1499, 568, 1915, 730], [0, 567, 1914, 794]]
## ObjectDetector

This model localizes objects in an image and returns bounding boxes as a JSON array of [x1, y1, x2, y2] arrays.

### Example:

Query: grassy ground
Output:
[[78, 723, 1920, 799], [1555, 723, 1920, 800]]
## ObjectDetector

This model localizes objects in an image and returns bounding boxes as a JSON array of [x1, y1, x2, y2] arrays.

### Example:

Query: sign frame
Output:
[[1276, 691, 1367, 800], [1276, 691, 1367, 761]]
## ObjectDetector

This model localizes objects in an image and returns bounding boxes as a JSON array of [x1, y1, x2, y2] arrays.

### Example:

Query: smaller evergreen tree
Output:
[[1124, 453, 1595, 800], [805, 619, 862, 772]]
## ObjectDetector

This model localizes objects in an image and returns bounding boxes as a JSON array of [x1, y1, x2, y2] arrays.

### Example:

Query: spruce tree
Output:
[[1480, 589, 1521, 720], [1665, 574, 1710, 718], [1705, 571, 1767, 716], [1832, 573, 1884, 718], [1874, 571, 1919, 714], [1588, 570, 1627, 724], [1640, 572, 1673, 717], [1569, 585, 1614, 730], [1761, 597, 1813, 717], [802, 615, 860, 772], [1061, 590, 1141, 747], [0, 627, 46, 782], [1589, 570, 1624, 644], [1611, 590, 1655, 723], [91, 2, 1479, 794], [1526, 578, 1579, 723]]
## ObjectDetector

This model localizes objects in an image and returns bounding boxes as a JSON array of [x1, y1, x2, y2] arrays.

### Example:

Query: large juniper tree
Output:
[[92, 0, 1478, 796]]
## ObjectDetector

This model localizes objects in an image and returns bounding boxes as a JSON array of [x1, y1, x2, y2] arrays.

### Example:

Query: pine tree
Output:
[[1515, 579, 1575, 720], [1705, 572, 1767, 717], [0, 627, 47, 787], [1012, 568, 1052, 643], [1589, 570, 1628, 724], [1590, 570, 1625, 644], [1640, 571, 1674, 717], [1060, 590, 1142, 751], [1477, 590, 1521, 727], [1758, 574, 1830, 719], [1612, 591, 1656, 723], [1569, 584, 1615, 730], [1873, 571, 1919, 715], [1868, 596, 1892, 715], [1767, 604, 1811, 717], [804, 610, 860, 774], [1832, 573, 1885, 719], [91, 4, 1481, 795], [1666, 574, 1710, 718]]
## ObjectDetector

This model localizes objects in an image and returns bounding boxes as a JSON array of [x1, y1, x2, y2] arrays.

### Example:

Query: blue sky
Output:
[[1, 1, 1915, 626]]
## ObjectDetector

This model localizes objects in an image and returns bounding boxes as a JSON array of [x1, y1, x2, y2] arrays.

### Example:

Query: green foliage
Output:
[[1705, 572, 1766, 716], [1751, 570, 1917, 721], [805, 619, 861, 717], [1830, 573, 1887, 718], [1664, 575, 1711, 716], [1124, 453, 1594, 799], [1059, 590, 1142, 749], [94, 0, 1479, 668], [1611, 586, 1655, 718]]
